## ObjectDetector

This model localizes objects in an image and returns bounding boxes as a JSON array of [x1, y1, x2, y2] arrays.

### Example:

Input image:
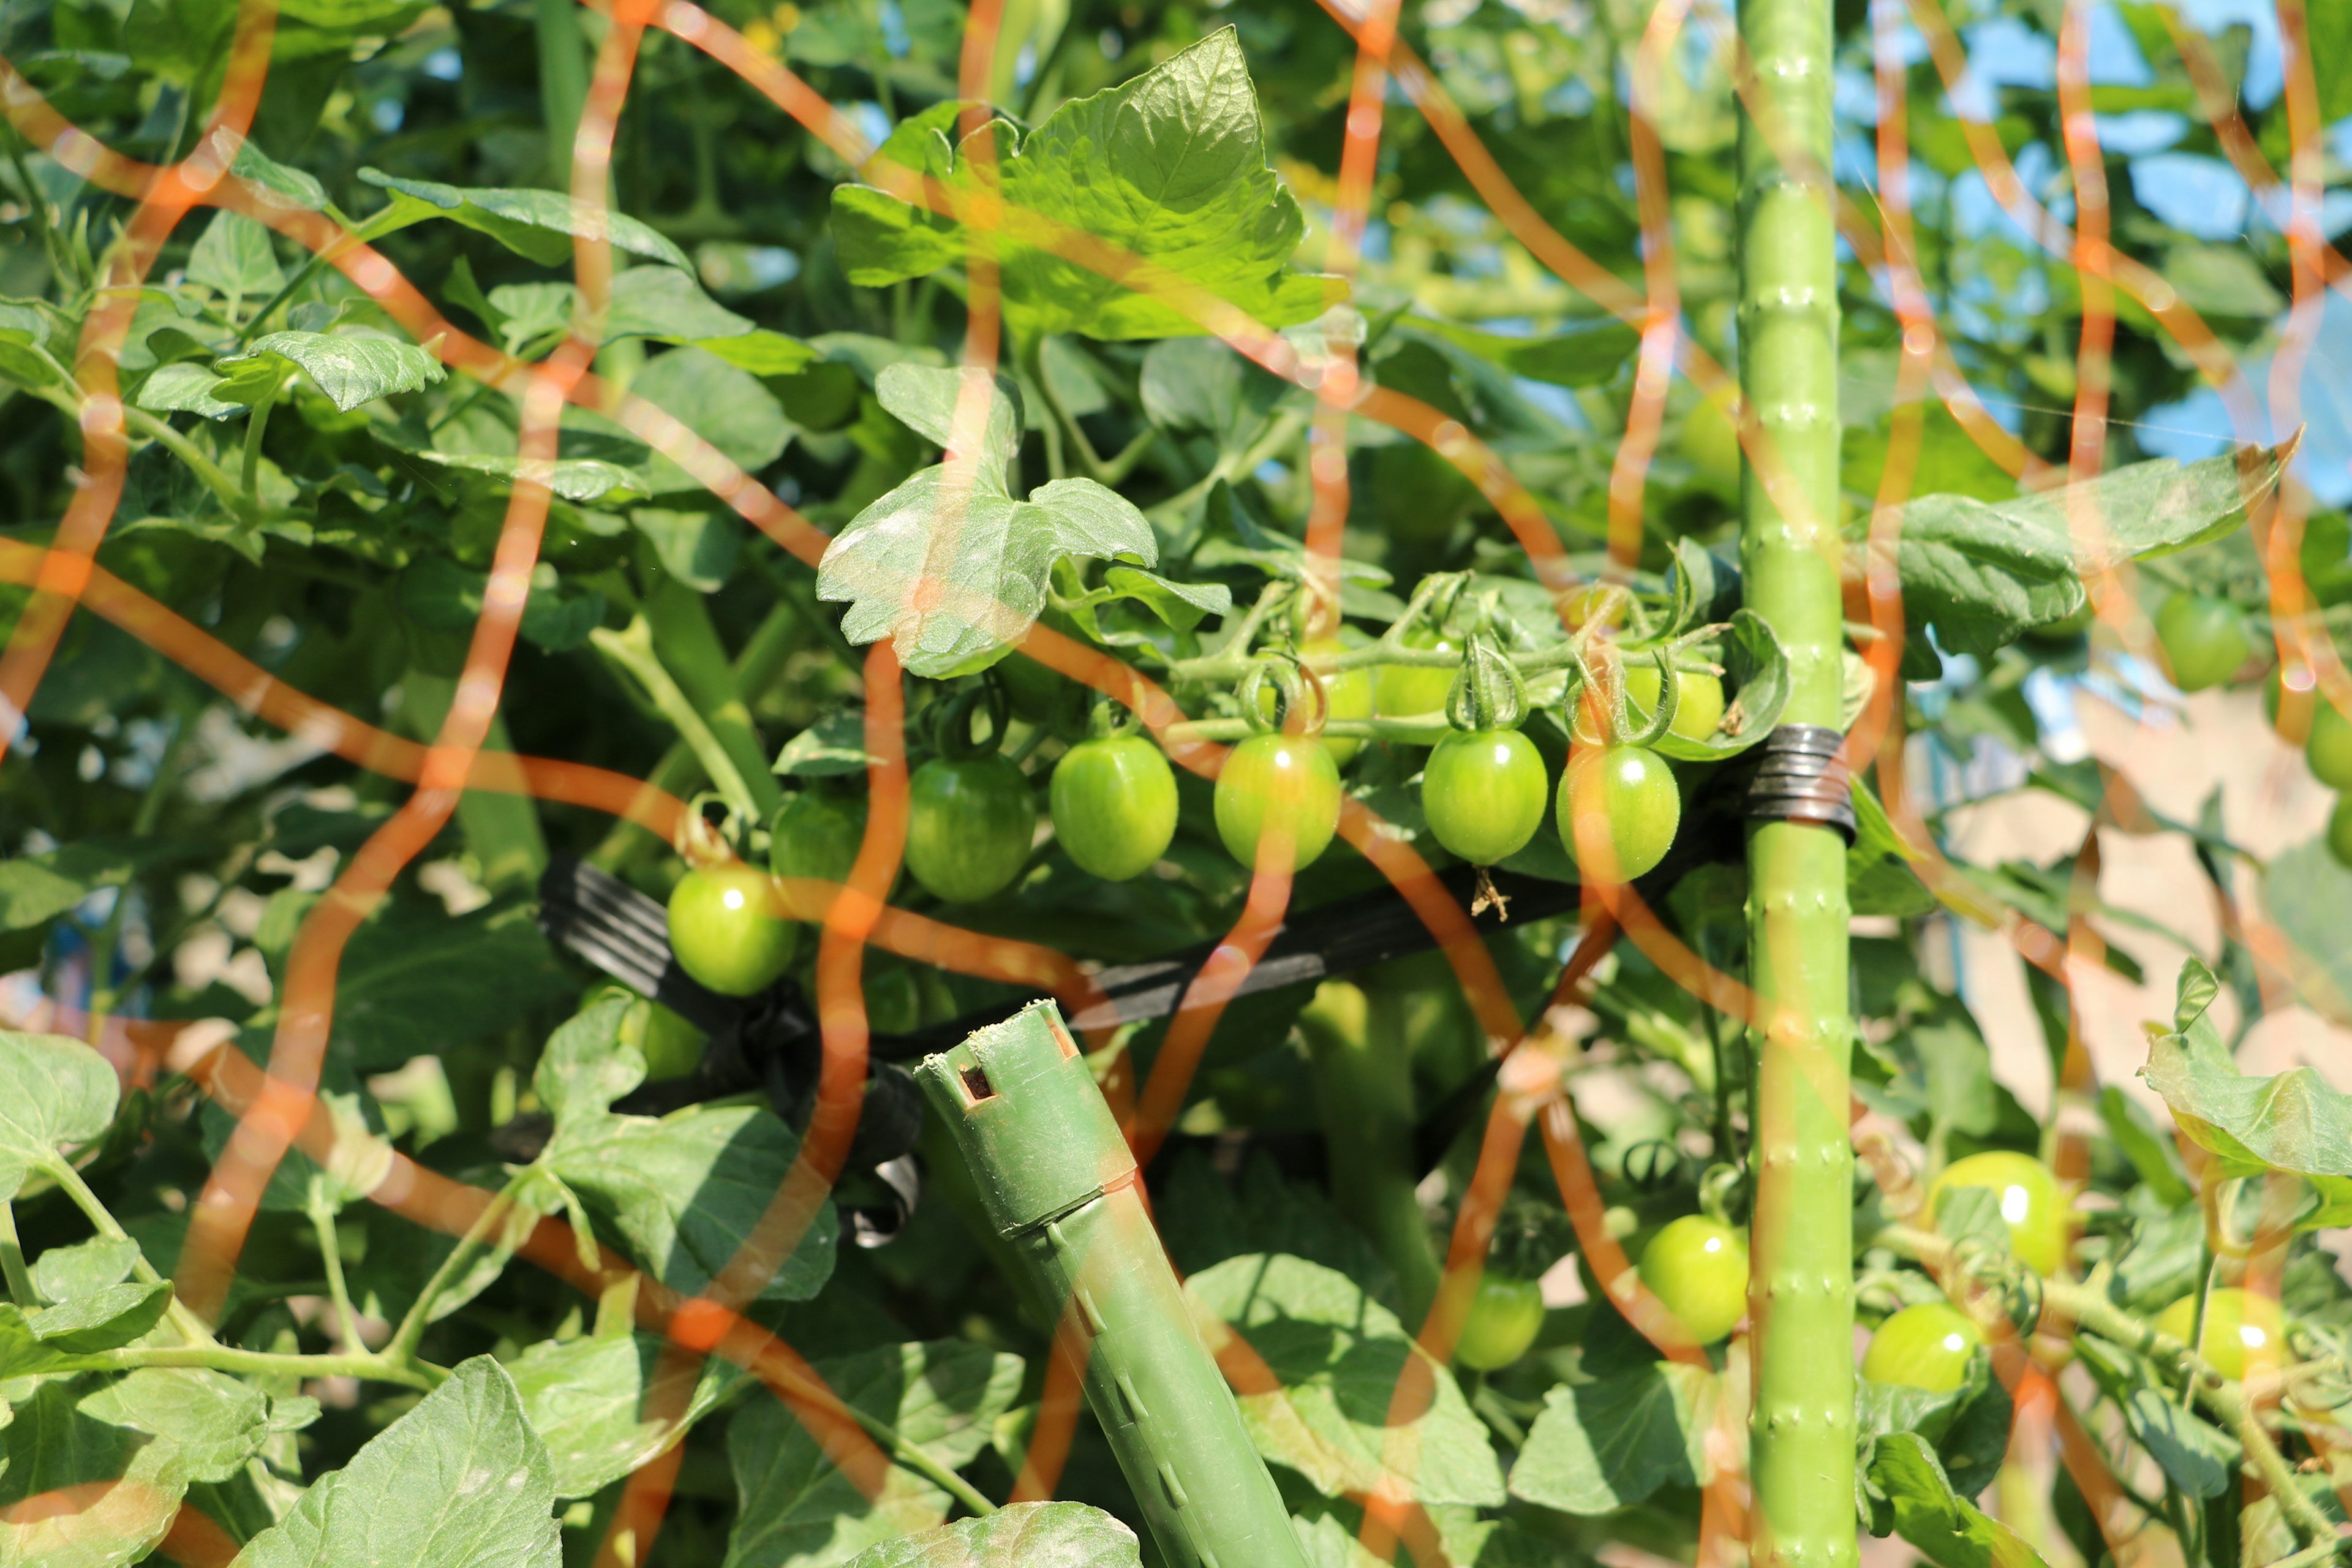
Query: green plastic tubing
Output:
[[1736, 0, 1855, 1560], [914, 1001, 1311, 1568]]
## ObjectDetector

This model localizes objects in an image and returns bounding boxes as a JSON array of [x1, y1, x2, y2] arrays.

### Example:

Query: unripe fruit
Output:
[[1455, 1274, 1547, 1370], [2307, 700, 2352, 790], [1929, 1151, 2067, 1277], [905, 755, 1036, 903], [1862, 1302, 1983, 1392], [2154, 592, 2252, 693], [1638, 1215, 1747, 1345], [1050, 734, 1179, 882], [1623, 662, 1728, 743], [2154, 1287, 2286, 1382], [2329, 795, 2352, 869], [1215, 734, 1344, 873], [1559, 744, 1681, 883], [1422, 728, 1548, 865], [666, 864, 797, 996]]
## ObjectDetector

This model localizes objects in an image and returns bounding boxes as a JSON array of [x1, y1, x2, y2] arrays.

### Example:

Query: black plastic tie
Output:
[[1742, 723, 1856, 842]]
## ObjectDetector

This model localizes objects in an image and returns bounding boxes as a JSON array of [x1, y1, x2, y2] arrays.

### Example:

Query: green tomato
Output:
[[1455, 1273, 1547, 1371], [1680, 394, 1742, 491], [905, 754, 1037, 904], [2329, 794, 2352, 869], [1422, 728, 1548, 865], [1929, 1151, 2067, 1278], [1623, 662, 1728, 743], [2154, 1287, 2286, 1382], [1862, 1302, 1983, 1392], [1558, 744, 1681, 883], [1215, 733, 1343, 873], [1374, 632, 1458, 731], [771, 791, 867, 896], [666, 864, 797, 997], [2155, 592, 2253, 693], [862, 959, 923, 1035], [624, 998, 707, 1080], [1051, 734, 1178, 882], [2307, 700, 2352, 790], [1638, 1215, 1747, 1345]]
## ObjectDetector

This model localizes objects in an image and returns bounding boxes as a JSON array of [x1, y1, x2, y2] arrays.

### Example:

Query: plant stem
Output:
[[120, 406, 254, 522], [40, 1157, 217, 1348], [535, 0, 592, 187], [386, 1169, 531, 1364], [240, 377, 283, 508], [305, 1175, 368, 1355], [1298, 981, 1442, 1323], [68, 1344, 445, 1392], [0, 1202, 36, 1305], [398, 633, 551, 894], [1736, 0, 1850, 1555], [642, 578, 786, 818], [592, 615, 766, 826]]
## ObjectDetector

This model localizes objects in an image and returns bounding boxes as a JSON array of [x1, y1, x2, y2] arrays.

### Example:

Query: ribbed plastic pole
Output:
[[1736, 0, 1854, 1559], [914, 1001, 1311, 1568]]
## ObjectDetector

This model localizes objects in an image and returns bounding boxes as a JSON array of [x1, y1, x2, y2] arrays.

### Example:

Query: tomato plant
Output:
[[0, 0, 2346, 1563]]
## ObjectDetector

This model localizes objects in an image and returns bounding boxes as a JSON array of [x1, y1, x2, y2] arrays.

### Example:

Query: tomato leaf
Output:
[[0, 1032, 118, 1200], [512, 1330, 752, 1499], [842, 1504, 1142, 1568], [2139, 957, 2352, 1224], [1509, 1360, 1715, 1515], [818, 366, 1155, 677], [1185, 1253, 1504, 1508], [831, 30, 1342, 341], [2259, 837, 2352, 1029], [358, 168, 693, 271], [1864, 1432, 2048, 1568], [232, 1356, 560, 1568], [218, 330, 447, 412], [723, 1341, 1026, 1568], [1881, 440, 2293, 659], [186, 211, 285, 301]]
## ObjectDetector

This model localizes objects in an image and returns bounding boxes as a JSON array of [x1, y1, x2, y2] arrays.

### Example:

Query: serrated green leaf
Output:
[[723, 1341, 1027, 1568], [2139, 961, 2352, 1220], [605, 266, 755, 342], [842, 1503, 1142, 1568], [1508, 1361, 1713, 1515], [224, 330, 445, 412], [186, 211, 285, 301], [396, 553, 609, 653], [2121, 1388, 2239, 1499], [1882, 442, 2291, 657], [831, 29, 1341, 340], [530, 995, 643, 1129], [696, 330, 822, 376], [1414, 317, 1641, 389], [29, 1238, 139, 1303], [231, 1356, 560, 1568], [228, 141, 328, 213], [357, 168, 693, 271], [631, 345, 792, 491], [511, 1330, 752, 1499], [1184, 1253, 1503, 1507], [0, 1033, 117, 1200], [1865, 1433, 2046, 1568], [818, 368, 1155, 676], [134, 361, 243, 420], [2260, 837, 2352, 1028], [633, 507, 742, 592], [773, 710, 876, 777], [6, 1280, 172, 1355], [540, 1102, 837, 1303], [1139, 336, 1289, 454], [0, 1362, 263, 1560]]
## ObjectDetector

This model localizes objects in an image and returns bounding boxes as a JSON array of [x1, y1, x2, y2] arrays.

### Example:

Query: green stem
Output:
[[1298, 981, 1442, 1324], [1736, 0, 1849, 1556], [0, 1203, 36, 1305], [535, 0, 592, 188], [590, 596, 806, 872], [121, 407, 253, 522], [305, 1175, 368, 1355], [592, 616, 764, 826], [67, 1344, 445, 1392], [239, 377, 282, 508], [40, 1157, 217, 1348], [1144, 406, 1311, 531], [398, 635, 551, 894], [642, 578, 785, 818], [386, 1169, 531, 1365]]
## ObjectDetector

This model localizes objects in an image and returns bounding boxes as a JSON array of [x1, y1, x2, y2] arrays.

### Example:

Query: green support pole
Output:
[[1736, 0, 1853, 1561], [915, 1002, 1311, 1568]]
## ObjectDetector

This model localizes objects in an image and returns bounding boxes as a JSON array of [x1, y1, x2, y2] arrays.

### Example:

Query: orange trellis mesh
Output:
[[0, 0, 2343, 1561]]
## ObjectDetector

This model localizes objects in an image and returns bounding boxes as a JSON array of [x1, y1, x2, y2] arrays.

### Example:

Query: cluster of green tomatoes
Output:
[[660, 581, 1726, 1005], [2154, 591, 2352, 865]]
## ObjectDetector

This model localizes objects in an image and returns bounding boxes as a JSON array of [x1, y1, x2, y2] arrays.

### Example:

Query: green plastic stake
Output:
[[914, 1001, 1311, 1568]]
